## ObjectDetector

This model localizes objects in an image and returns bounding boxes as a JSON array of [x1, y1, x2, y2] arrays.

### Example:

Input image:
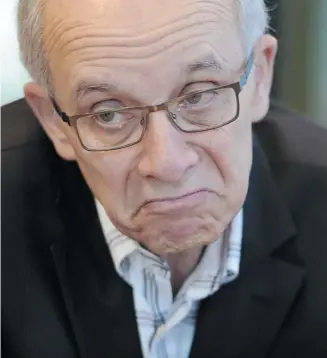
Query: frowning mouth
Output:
[[135, 189, 216, 216]]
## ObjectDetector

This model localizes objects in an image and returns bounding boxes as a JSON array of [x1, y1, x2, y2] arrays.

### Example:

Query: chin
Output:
[[133, 214, 225, 255], [147, 235, 216, 256]]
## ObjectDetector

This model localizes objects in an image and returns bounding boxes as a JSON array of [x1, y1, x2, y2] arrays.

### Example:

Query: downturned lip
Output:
[[145, 189, 207, 204], [135, 189, 215, 215]]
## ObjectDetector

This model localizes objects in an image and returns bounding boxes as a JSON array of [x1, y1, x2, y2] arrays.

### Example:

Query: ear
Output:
[[251, 34, 278, 123], [24, 82, 76, 161]]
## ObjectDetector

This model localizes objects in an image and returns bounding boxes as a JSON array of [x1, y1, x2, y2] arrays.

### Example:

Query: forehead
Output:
[[45, 0, 239, 29], [44, 0, 243, 101]]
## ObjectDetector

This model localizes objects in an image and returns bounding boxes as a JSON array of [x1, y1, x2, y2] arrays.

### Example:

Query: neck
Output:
[[164, 246, 204, 296]]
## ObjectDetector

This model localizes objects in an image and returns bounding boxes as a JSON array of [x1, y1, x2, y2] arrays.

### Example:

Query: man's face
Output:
[[30, 0, 276, 255]]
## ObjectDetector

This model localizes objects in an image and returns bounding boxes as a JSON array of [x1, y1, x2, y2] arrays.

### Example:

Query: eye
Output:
[[182, 90, 217, 108], [91, 100, 127, 126], [92, 111, 135, 128], [185, 93, 203, 105], [97, 111, 116, 123], [180, 82, 217, 105]]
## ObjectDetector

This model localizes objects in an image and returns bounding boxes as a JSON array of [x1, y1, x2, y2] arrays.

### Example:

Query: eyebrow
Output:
[[73, 81, 117, 101], [187, 56, 223, 73]]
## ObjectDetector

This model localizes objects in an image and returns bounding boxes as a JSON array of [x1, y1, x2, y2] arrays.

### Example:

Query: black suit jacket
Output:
[[2, 99, 327, 358]]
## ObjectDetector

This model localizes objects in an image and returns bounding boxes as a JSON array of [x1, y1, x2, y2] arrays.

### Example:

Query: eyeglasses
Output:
[[52, 53, 254, 151]]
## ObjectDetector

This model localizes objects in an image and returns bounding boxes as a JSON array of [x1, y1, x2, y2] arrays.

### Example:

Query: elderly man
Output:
[[2, 0, 327, 357]]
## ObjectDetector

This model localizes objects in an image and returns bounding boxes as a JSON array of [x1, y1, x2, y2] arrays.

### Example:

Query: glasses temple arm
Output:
[[239, 51, 255, 89], [51, 98, 70, 124]]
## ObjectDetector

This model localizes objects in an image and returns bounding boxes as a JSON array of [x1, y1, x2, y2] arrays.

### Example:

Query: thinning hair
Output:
[[17, 0, 270, 88]]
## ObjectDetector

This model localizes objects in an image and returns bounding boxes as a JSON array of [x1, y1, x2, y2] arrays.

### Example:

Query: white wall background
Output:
[[1, 0, 31, 106]]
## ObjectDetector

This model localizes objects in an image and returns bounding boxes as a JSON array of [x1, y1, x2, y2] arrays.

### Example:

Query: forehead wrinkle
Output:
[[45, 0, 236, 36], [44, 2, 239, 65], [46, 13, 217, 55], [66, 35, 242, 104], [68, 33, 242, 87], [65, 33, 217, 67], [71, 50, 225, 100], [48, 23, 240, 77]]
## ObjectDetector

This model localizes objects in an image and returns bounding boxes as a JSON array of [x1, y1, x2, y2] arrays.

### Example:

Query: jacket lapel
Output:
[[50, 159, 143, 358], [190, 139, 305, 358]]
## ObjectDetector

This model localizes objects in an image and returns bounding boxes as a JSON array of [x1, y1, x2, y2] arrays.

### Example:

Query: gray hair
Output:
[[17, 0, 270, 88]]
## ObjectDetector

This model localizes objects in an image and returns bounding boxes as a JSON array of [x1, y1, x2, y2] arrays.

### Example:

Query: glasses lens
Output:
[[76, 108, 145, 150], [172, 87, 238, 131]]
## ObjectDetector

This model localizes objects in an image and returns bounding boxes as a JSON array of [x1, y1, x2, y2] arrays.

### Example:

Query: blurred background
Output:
[[1, 0, 326, 127]]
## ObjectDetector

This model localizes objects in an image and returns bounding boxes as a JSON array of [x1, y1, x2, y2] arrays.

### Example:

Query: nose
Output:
[[138, 111, 199, 183]]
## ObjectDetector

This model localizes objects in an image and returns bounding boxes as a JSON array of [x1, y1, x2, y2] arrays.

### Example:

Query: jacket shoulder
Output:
[[1, 99, 46, 150], [1, 99, 61, 248], [254, 101, 327, 218], [254, 101, 327, 168]]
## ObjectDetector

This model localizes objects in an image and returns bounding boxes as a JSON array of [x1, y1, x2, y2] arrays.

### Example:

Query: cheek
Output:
[[205, 121, 252, 183], [73, 148, 132, 211]]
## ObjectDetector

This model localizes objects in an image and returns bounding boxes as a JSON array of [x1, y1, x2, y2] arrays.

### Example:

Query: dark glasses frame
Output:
[[51, 52, 254, 151]]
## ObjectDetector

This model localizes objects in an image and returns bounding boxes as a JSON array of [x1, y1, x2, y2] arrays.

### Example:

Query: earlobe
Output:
[[24, 82, 76, 161], [251, 35, 278, 123]]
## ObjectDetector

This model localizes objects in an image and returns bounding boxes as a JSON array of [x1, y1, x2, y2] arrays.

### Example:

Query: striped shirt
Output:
[[95, 200, 243, 358]]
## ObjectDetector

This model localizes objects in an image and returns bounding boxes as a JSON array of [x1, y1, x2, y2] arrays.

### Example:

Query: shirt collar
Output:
[[95, 199, 139, 275], [95, 199, 243, 288]]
